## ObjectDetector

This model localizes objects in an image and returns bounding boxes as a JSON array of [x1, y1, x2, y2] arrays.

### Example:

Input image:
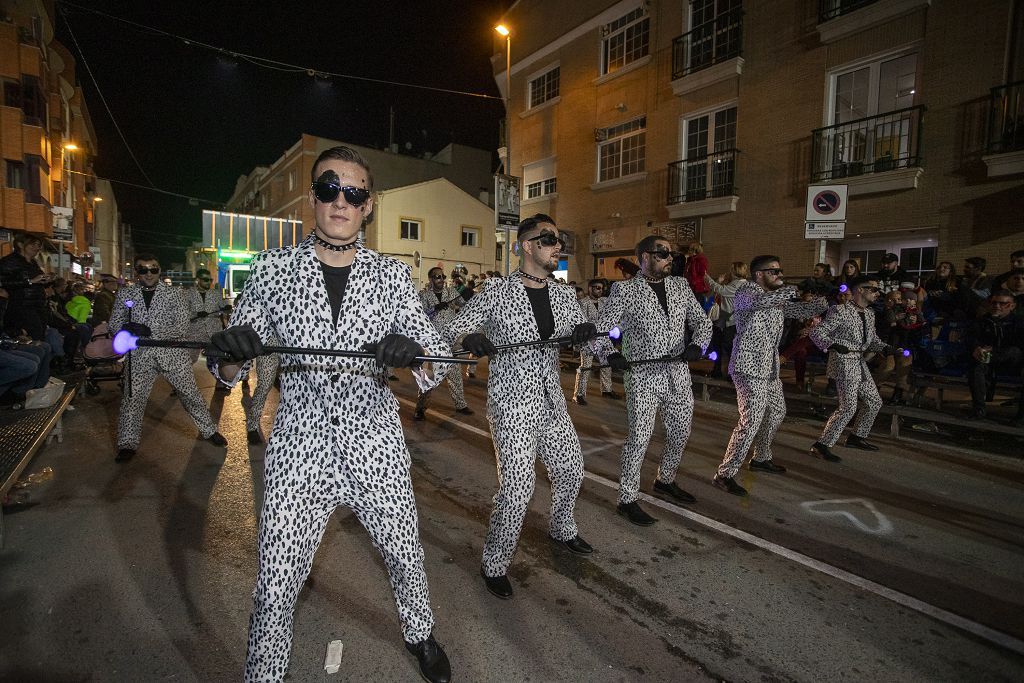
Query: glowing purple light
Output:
[[707, 351, 719, 361], [608, 326, 622, 341], [124, 299, 135, 308], [902, 348, 911, 357], [112, 330, 138, 354], [838, 284, 848, 293]]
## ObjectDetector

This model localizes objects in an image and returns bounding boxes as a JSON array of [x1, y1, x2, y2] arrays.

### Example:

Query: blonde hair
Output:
[[689, 241, 704, 254], [731, 261, 749, 279]]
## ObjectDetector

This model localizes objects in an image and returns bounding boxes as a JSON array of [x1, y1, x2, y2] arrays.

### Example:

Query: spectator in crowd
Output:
[[91, 274, 119, 324], [613, 257, 639, 280], [962, 256, 993, 302], [65, 281, 92, 325], [991, 250, 1024, 291], [1003, 268, 1024, 311], [684, 240, 713, 311], [967, 290, 1024, 423], [671, 243, 687, 277], [0, 286, 52, 408], [802, 263, 836, 298], [43, 282, 86, 372], [921, 261, 961, 322], [874, 253, 909, 298], [880, 289, 926, 405], [704, 262, 749, 378], [835, 259, 861, 296], [779, 286, 825, 390], [0, 234, 53, 341]]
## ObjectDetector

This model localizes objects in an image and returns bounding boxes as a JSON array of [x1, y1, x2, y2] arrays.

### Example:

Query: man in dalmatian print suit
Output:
[[442, 214, 598, 600], [184, 268, 229, 369], [244, 340, 279, 445], [593, 235, 712, 527], [414, 266, 472, 419], [573, 279, 617, 404], [209, 147, 451, 683], [809, 274, 891, 461], [109, 253, 226, 464], [711, 256, 827, 497]]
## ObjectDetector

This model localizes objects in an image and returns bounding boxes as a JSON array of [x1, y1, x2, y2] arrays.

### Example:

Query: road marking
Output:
[[799, 498, 894, 535], [400, 399, 1024, 656]]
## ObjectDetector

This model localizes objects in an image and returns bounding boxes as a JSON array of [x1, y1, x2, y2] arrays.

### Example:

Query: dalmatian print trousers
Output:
[[245, 459, 433, 681], [415, 362, 468, 413], [482, 399, 583, 577], [717, 376, 785, 478], [245, 353, 280, 432], [117, 349, 217, 449], [619, 380, 694, 504], [574, 351, 612, 396], [819, 374, 883, 446]]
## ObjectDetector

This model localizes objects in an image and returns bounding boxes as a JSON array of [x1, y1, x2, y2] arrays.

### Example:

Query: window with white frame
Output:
[[461, 226, 480, 247], [678, 105, 737, 200], [601, 7, 650, 75], [524, 157, 558, 199], [832, 52, 918, 125], [526, 178, 557, 198], [400, 218, 421, 241], [528, 66, 560, 108], [597, 117, 646, 182]]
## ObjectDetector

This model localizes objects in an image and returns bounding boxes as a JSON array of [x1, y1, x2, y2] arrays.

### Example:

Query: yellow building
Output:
[[494, 0, 1023, 282]]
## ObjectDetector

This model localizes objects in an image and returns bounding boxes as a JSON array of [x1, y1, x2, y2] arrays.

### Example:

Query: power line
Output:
[[57, 1, 503, 102], [65, 168, 224, 206]]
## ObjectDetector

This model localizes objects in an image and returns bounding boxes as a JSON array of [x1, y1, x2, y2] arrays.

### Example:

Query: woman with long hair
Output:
[[921, 261, 961, 321], [834, 259, 861, 296], [704, 262, 750, 377]]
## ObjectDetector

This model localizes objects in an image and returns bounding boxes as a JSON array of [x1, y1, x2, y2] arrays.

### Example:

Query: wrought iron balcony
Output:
[[810, 105, 923, 183], [818, 0, 880, 23], [667, 149, 739, 205], [986, 80, 1024, 154], [671, 8, 743, 81]]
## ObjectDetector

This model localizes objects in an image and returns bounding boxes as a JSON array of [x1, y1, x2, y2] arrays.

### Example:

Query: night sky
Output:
[[53, 0, 509, 266]]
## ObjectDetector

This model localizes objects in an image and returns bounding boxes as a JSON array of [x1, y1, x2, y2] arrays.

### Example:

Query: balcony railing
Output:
[[667, 149, 739, 204], [810, 105, 923, 183], [671, 8, 743, 81], [986, 80, 1024, 154], [818, 0, 880, 23]]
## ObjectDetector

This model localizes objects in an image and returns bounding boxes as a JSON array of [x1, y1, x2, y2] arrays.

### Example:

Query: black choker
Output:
[[643, 274, 666, 283], [516, 269, 549, 284], [314, 231, 359, 252]]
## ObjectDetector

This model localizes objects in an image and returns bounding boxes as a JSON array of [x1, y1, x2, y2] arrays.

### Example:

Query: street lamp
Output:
[[495, 23, 512, 275]]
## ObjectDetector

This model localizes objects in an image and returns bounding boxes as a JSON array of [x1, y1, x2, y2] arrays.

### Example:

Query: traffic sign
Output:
[[805, 185, 848, 222], [804, 222, 846, 240]]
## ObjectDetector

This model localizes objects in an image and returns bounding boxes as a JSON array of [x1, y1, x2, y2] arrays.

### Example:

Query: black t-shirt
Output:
[[320, 262, 352, 325], [647, 279, 669, 316], [142, 289, 156, 308], [525, 285, 555, 340]]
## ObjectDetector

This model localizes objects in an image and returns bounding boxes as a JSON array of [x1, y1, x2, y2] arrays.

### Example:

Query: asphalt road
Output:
[[1, 360, 1022, 682]]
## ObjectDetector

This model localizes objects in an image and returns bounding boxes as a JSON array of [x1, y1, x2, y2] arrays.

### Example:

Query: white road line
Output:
[[400, 398, 1024, 656]]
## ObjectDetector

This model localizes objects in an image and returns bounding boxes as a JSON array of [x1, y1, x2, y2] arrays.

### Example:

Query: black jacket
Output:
[[971, 314, 1024, 351], [0, 252, 48, 309]]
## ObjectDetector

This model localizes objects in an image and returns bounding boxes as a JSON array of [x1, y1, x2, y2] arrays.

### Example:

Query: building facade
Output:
[[0, 0, 106, 274], [494, 0, 1024, 283]]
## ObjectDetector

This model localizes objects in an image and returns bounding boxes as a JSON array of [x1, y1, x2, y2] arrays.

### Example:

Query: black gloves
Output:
[[195, 311, 209, 318], [363, 333, 423, 368], [607, 353, 629, 371], [221, 305, 233, 315], [461, 333, 497, 358], [121, 322, 152, 337], [571, 322, 598, 346], [880, 345, 893, 357], [830, 344, 850, 354], [434, 301, 449, 312], [209, 324, 264, 362], [681, 344, 704, 361]]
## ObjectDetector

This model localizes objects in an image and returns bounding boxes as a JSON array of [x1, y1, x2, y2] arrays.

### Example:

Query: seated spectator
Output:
[[991, 250, 1024, 292], [834, 259, 861, 296], [961, 256, 993, 307], [704, 262, 749, 378], [43, 283, 83, 373], [613, 257, 639, 280], [1, 286, 52, 407], [91, 274, 119, 324], [874, 253, 909, 298], [921, 261, 961, 322], [1004, 268, 1024, 311], [967, 290, 1024, 422], [0, 233, 53, 340], [801, 263, 836, 298], [780, 286, 826, 390], [881, 290, 926, 404], [66, 281, 92, 324]]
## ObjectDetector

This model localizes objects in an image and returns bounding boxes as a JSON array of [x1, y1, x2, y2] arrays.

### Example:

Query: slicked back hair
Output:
[[311, 145, 374, 191], [517, 213, 556, 240], [749, 255, 781, 275], [134, 252, 159, 266], [635, 234, 667, 263]]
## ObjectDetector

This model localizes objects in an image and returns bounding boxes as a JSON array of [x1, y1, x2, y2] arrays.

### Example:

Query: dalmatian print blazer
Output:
[[810, 302, 888, 380], [579, 296, 600, 324], [218, 236, 451, 490], [109, 282, 191, 362], [442, 274, 585, 423], [419, 285, 464, 330], [594, 276, 713, 392], [185, 286, 226, 339], [730, 282, 827, 379]]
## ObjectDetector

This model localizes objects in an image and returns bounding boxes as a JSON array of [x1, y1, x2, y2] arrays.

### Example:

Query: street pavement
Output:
[[1, 359, 1023, 682]]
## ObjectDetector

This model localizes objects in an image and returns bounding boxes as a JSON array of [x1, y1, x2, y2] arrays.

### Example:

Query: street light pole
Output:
[[496, 24, 513, 275]]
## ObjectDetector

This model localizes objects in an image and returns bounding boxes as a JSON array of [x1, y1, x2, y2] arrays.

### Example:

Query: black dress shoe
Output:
[[480, 568, 513, 599], [572, 394, 587, 406], [552, 534, 593, 555], [749, 459, 787, 473], [845, 434, 880, 451], [809, 441, 841, 462], [247, 429, 263, 445], [653, 479, 697, 504], [206, 432, 228, 447], [405, 634, 451, 683], [617, 501, 657, 526], [413, 409, 426, 421], [115, 448, 135, 463], [455, 406, 474, 415], [214, 383, 231, 393], [712, 474, 748, 496], [602, 390, 621, 400]]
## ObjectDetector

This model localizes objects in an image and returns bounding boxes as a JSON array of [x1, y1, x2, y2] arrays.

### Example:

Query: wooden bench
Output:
[[911, 371, 1022, 410], [0, 383, 77, 548]]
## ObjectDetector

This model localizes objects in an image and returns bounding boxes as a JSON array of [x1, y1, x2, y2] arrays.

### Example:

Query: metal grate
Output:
[[1, 385, 75, 496]]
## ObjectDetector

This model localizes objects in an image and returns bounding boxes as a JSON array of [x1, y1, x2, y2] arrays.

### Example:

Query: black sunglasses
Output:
[[136, 266, 160, 275], [756, 268, 784, 276], [311, 181, 371, 206], [197, 277, 212, 282], [527, 232, 565, 250], [430, 273, 447, 279], [646, 249, 680, 261]]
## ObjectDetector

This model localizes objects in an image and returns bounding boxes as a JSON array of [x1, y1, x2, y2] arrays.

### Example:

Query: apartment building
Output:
[[493, 0, 1023, 283], [0, 0, 105, 273]]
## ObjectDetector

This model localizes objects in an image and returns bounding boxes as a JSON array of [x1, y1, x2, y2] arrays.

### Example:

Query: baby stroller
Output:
[[82, 321, 125, 394]]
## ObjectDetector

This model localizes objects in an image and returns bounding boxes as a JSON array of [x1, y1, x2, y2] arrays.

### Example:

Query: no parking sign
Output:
[[805, 184, 848, 240]]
